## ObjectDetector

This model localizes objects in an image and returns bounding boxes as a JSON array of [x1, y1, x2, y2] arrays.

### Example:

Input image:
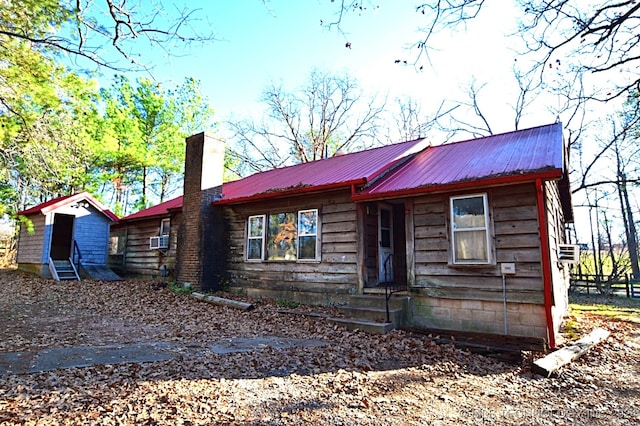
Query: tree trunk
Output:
[[620, 172, 640, 279]]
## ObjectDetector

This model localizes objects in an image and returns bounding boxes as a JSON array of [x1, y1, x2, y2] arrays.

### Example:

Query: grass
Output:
[[569, 293, 640, 324], [168, 281, 192, 295]]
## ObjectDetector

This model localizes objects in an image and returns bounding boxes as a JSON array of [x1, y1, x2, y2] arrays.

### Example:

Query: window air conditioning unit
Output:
[[558, 244, 580, 264], [150, 235, 169, 250]]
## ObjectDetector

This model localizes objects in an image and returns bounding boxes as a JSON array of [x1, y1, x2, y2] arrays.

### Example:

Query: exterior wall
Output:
[[226, 189, 359, 305], [407, 183, 548, 338], [109, 212, 182, 277], [545, 180, 571, 337], [65, 204, 112, 264], [16, 213, 46, 265]]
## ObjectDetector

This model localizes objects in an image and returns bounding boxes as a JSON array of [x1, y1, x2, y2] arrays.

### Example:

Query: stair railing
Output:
[[383, 254, 394, 323], [72, 240, 82, 272], [48, 257, 60, 281]]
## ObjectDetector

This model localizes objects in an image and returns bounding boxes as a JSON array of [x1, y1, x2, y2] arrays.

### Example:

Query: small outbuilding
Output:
[[16, 192, 120, 280]]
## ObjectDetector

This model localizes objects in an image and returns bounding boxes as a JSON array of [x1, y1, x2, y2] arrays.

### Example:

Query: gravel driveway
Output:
[[0, 268, 638, 425]]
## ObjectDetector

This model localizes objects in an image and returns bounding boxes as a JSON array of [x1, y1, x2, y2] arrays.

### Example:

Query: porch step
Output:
[[327, 318, 394, 335], [348, 294, 410, 310], [337, 305, 404, 328], [51, 260, 80, 281], [328, 294, 410, 334]]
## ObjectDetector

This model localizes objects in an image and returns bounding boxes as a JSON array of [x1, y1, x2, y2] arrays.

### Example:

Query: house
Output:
[[16, 192, 120, 280], [108, 196, 182, 277], [149, 123, 574, 348]]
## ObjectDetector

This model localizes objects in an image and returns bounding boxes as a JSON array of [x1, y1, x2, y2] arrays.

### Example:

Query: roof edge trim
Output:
[[213, 179, 367, 205], [352, 170, 563, 201]]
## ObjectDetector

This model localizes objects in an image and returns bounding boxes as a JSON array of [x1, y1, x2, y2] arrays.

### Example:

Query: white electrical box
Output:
[[501, 263, 516, 274]]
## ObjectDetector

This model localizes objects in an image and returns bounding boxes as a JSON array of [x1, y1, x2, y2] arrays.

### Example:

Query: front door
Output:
[[378, 204, 393, 283], [50, 214, 74, 260]]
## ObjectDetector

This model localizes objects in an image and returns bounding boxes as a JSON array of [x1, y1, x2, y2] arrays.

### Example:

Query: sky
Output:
[[101, 0, 549, 140]]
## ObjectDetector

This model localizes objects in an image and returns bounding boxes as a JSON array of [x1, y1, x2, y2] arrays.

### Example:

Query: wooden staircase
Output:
[[49, 258, 80, 281], [328, 294, 409, 334]]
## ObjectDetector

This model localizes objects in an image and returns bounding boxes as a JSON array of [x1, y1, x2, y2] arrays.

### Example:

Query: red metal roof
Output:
[[354, 123, 565, 200], [119, 195, 183, 222], [214, 138, 429, 204], [17, 192, 118, 222]]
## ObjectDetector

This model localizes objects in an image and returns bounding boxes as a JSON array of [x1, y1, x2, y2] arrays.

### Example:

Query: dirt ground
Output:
[[0, 269, 639, 425]]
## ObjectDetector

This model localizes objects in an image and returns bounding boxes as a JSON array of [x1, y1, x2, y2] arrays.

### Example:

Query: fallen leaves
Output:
[[0, 268, 639, 425]]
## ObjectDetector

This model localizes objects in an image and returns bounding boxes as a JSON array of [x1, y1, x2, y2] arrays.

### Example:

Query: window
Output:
[[247, 215, 265, 260], [267, 212, 298, 260], [160, 218, 170, 236], [450, 194, 491, 264], [246, 209, 319, 261], [109, 235, 126, 255], [298, 209, 318, 260]]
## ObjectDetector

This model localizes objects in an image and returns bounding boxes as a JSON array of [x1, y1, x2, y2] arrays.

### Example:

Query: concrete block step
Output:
[[327, 317, 394, 334], [337, 305, 403, 326], [346, 294, 410, 310]]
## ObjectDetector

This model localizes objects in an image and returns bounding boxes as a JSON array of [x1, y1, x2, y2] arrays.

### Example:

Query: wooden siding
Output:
[[226, 189, 358, 295], [16, 214, 46, 264], [109, 212, 181, 277], [71, 206, 112, 264], [410, 183, 545, 304], [545, 179, 571, 331]]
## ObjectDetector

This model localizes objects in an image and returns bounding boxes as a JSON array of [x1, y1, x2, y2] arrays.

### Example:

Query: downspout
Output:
[[536, 178, 556, 349]]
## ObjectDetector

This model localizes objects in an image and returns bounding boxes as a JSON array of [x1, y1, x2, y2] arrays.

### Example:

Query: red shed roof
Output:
[[214, 138, 429, 204], [119, 195, 183, 222], [17, 192, 118, 222], [354, 122, 565, 200]]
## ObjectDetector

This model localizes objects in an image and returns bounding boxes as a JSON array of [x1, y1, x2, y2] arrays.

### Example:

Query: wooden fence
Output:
[[570, 273, 640, 298]]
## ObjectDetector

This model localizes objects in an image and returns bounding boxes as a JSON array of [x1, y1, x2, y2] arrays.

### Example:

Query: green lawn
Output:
[[569, 293, 640, 324]]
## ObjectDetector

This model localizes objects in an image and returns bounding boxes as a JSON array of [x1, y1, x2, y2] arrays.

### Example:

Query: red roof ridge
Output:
[[17, 192, 118, 222]]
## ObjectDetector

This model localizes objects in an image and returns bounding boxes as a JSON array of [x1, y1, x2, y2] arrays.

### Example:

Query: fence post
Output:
[[626, 274, 630, 299]]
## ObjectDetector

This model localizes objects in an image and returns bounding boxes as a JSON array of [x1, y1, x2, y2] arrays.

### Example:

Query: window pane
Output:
[[380, 208, 391, 228], [380, 229, 391, 248], [299, 236, 316, 259], [299, 210, 317, 235], [109, 236, 125, 255], [453, 197, 485, 229], [247, 239, 262, 259], [248, 216, 264, 238], [454, 230, 488, 261], [161, 219, 170, 236], [267, 213, 297, 260]]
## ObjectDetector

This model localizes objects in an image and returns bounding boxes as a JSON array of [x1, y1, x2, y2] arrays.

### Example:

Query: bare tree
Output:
[[226, 70, 387, 174], [0, 0, 215, 73]]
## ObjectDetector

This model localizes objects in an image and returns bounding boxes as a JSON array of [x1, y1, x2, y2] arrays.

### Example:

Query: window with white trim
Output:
[[247, 215, 265, 260], [298, 209, 318, 260], [450, 194, 491, 264], [246, 209, 319, 261]]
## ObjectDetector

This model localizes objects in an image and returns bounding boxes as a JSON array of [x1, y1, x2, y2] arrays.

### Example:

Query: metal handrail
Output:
[[72, 240, 82, 272], [383, 254, 395, 323]]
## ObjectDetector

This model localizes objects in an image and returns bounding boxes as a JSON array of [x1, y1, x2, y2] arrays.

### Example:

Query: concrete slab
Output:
[[0, 337, 327, 376], [210, 336, 326, 354], [0, 342, 178, 375]]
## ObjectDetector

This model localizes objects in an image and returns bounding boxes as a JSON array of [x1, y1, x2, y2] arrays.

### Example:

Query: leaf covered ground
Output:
[[0, 269, 639, 425]]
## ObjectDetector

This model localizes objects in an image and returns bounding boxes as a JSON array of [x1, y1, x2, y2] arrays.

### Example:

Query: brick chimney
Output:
[[176, 132, 227, 291]]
